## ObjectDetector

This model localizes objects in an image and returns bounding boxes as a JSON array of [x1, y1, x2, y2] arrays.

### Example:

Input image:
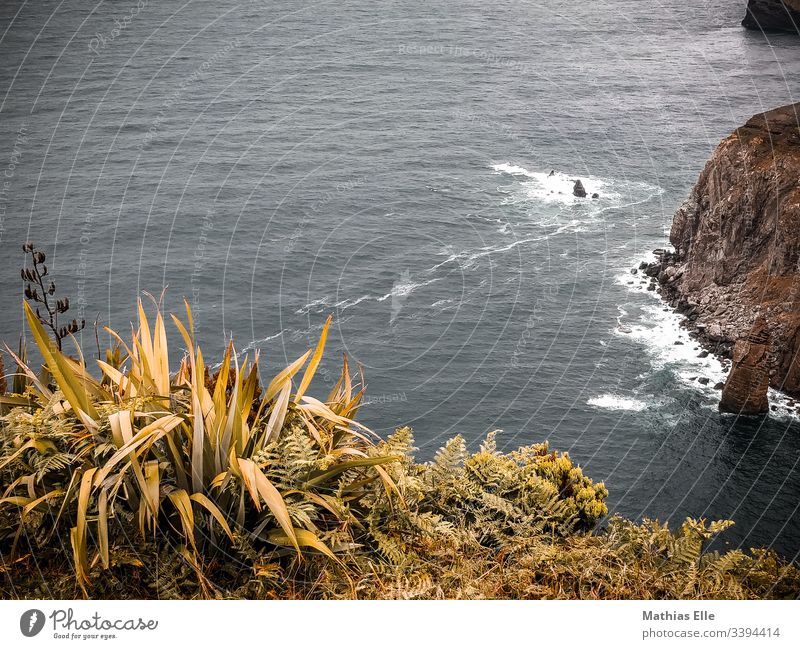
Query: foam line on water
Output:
[[427, 235, 547, 273], [587, 394, 649, 412], [377, 276, 442, 302]]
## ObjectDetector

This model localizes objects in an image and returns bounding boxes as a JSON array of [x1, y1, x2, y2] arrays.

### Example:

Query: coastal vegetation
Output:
[[0, 255, 798, 599]]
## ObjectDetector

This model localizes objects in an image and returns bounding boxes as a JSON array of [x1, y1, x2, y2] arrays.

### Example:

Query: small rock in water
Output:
[[713, 382, 724, 390], [674, 340, 683, 345], [698, 350, 709, 358], [688, 376, 697, 382], [572, 179, 587, 198], [698, 377, 710, 385], [631, 268, 638, 275], [644, 262, 662, 278], [591, 193, 600, 199]]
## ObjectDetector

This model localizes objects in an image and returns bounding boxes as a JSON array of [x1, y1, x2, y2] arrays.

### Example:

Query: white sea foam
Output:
[[296, 296, 331, 315], [492, 163, 530, 176], [492, 163, 612, 204], [613, 254, 728, 391], [297, 292, 380, 315], [377, 276, 441, 301], [627, 305, 725, 383], [613, 256, 800, 415], [333, 294, 373, 311], [237, 329, 286, 356], [491, 162, 664, 214], [429, 235, 547, 273], [587, 394, 648, 412], [295, 276, 441, 320]]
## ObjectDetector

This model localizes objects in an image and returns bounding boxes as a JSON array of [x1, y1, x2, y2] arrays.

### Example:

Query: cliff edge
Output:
[[656, 103, 800, 408], [743, 0, 800, 32]]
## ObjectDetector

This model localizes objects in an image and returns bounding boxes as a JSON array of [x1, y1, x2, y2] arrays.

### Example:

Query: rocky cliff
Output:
[[654, 103, 800, 406], [743, 0, 800, 32]]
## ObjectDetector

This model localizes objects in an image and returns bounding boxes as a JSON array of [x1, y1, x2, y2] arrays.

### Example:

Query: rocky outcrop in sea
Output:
[[742, 0, 800, 32], [647, 103, 800, 413], [720, 315, 772, 414]]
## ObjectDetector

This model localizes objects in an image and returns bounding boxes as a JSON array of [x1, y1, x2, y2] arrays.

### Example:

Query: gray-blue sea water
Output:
[[1, 0, 800, 557]]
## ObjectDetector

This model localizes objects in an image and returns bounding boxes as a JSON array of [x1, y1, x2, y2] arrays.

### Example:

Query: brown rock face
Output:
[[742, 0, 800, 32], [720, 316, 771, 414], [658, 103, 800, 397]]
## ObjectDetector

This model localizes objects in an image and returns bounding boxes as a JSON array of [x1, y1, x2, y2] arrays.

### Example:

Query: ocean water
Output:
[[1, 0, 800, 556]]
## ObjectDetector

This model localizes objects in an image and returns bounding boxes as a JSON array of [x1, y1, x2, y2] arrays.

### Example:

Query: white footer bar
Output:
[[1, 600, 797, 648]]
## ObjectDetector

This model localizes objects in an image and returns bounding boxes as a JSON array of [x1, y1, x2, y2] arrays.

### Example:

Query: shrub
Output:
[[0, 298, 798, 600], [0, 298, 398, 595]]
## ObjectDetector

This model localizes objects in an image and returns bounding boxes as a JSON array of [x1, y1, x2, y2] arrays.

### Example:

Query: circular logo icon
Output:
[[20, 609, 45, 637]]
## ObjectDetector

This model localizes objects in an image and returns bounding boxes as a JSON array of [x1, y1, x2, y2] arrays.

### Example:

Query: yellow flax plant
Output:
[[0, 303, 104, 477], [90, 302, 375, 585], [2, 297, 402, 594], [9, 302, 104, 429], [168, 305, 401, 542]]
